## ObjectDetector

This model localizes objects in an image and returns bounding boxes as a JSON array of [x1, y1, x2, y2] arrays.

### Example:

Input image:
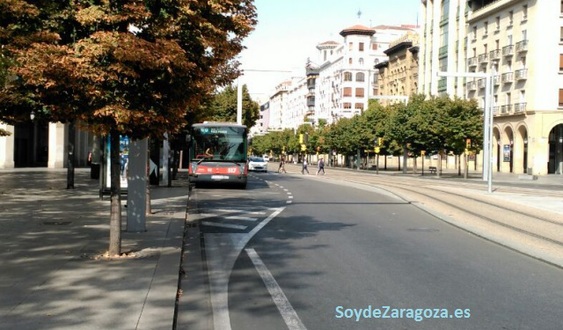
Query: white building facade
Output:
[[419, 0, 563, 175], [312, 24, 416, 124]]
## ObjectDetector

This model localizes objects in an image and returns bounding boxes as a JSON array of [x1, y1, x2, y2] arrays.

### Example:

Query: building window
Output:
[[359, 42, 364, 51], [372, 43, 378, 50], [344, 72, 353, 81], [559, 54, 563, 71], [356, 72, 365, 82], [559, 89, 563, 106], [484, 21, 488, 36], [349, 42, 353, 51], [343, 87, 352, 97], [522, 5, 528, 21], [359, 58, 364, 66], [560, 27, 563, 42], [355, 88, 365, 97], [508, 11, 513, 26], [349, 57, 353, 65], [472, 26, 477, 40], [355, 103, 364, 110], [343, 102, 352, 109], [495, 16, 500, 31]]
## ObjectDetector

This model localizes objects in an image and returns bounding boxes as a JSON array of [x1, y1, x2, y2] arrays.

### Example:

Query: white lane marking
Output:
[[215, 208, 266, 215], [225, 215, 258, 221], [287, 201, 292, 204], [201, 221, 247, 230], [208, 207, 286, 330], [197, 213, 219, 219], [288, 195, 293, 199], [245, 248, 307, 330]]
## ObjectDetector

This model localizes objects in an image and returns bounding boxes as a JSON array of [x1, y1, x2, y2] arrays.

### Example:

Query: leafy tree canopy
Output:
[[0, 0, 257, 139], [206, 84, 259, 128]]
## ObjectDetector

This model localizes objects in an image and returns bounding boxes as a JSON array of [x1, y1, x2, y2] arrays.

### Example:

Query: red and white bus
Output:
[[188, 122, 248, 188]]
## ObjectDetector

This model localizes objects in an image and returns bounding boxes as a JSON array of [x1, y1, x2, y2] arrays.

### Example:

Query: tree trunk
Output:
[[172, 149, 179, 180], [402, 146, 408, 174], [66, 120, 75, 189], [109, 131, 122, 256]]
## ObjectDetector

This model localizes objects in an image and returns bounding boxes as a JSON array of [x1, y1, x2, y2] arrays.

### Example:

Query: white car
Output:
[[262, 155, 270, 162], [248, 156, 268, 172]]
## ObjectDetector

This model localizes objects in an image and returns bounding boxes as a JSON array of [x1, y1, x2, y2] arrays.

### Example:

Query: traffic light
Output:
[[299, 134, 304, 144], [378, 137, 383, 146]]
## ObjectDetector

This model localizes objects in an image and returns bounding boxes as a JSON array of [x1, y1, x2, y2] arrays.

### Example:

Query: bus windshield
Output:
[[192, 125, 247, 162]]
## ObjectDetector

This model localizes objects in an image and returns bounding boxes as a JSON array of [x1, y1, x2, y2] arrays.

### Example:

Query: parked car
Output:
[[262, 155, 270, 162], [248, 156, 268, 172]]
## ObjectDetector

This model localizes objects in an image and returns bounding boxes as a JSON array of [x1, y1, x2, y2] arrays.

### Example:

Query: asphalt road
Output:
[[190, 171, 563, 330]]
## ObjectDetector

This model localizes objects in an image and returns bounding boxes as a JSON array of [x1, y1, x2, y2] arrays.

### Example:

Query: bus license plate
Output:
[[211, 175, 229, 180]]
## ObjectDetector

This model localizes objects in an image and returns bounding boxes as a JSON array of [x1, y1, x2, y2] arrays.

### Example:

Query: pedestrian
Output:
[[301, 158, 309, 174], [278, 155, 287, 173], [316, 157, 325, 175]]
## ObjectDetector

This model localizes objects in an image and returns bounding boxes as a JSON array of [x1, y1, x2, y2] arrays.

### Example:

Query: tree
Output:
[[207, 84, 259, 128], [0, 0, 257, 256]]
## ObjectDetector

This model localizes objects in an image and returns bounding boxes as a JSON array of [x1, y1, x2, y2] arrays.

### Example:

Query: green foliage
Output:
[[206, 84, 260, 128], [252, 94, 483, 160]]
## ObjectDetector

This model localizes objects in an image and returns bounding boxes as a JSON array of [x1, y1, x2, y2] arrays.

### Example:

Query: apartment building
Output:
[[309, 24, 415, 124], [375, 31, 420, 106], [420, 0, 563, 175]]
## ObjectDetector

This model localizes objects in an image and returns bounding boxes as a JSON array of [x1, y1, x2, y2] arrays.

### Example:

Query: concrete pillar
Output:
[[531, 137, 548, 175], [127, 138, 148, 232], [0, 124, 15, 169], [48, 122, 66, 168]]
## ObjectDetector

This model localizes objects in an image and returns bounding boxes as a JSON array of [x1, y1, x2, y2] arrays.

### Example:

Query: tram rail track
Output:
[[310, 169, 563, 267]]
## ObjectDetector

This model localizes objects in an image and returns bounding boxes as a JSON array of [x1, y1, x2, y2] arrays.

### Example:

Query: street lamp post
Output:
[[436, 71, 493, 193]]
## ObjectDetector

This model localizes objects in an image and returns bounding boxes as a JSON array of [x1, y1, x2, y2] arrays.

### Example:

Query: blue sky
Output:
[[238, 0, 421, 102]]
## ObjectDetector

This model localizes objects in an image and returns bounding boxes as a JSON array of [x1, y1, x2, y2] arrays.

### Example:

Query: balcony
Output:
[[493, 74, 500, 86], [438, 78, 447, 90], [492, 106, 500, 116], [515, 68, 528, 80], [466, 80, 477, 91], [467, 57, 478, 68], [477, 78, 486, 89], [501, 72, 513, 84], [489, 49, 501, 61], [515, 40, 528, 53], [513, 102, 527, 113], [439, 45, 448, 57], [502, 45, 514, 57], [500, 104, 512, 114], [478, 52, 489, 65]]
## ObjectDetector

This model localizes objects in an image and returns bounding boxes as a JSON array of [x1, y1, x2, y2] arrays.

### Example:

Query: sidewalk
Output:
[[0, 168, 188, 330]]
